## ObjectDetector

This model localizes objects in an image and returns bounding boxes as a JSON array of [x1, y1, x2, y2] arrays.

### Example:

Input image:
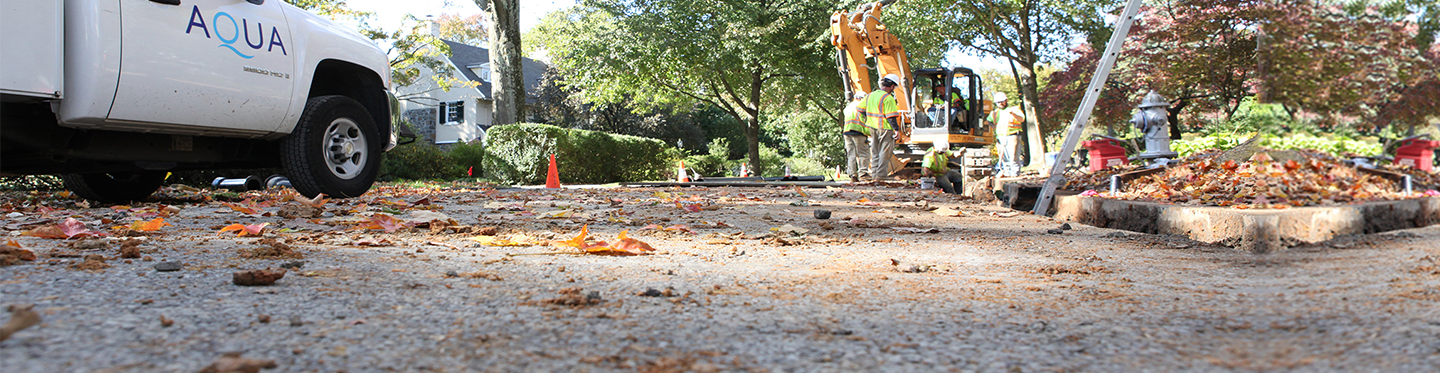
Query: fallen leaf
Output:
[[353, 238, 393, 246], [891, 227, 940, 234], [553, 225, 592, 248], [583, 230, 656, 256], [219, 223, 268, 236], [25, 218, 109, 239], [932, 208, 963, 217], [130, 217, 172, 232], [222, 202, 260, 215], [540, 210, 574, 219], [197, 352, 277, 373], [358, 214, 408, 233], [1, 304, 41, 342], [467, 235, 533, 247], [771, 224, 809, 235]]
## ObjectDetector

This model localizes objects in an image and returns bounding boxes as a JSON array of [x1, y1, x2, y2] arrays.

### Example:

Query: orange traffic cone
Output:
[[833, 166, 843, 180], [677, 160, 691, 182], [739, 163, 750, 177], [545, 154, 561, 189]]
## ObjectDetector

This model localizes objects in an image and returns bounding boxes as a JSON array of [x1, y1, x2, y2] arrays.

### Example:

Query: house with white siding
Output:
[[394, 39, 546, 145]]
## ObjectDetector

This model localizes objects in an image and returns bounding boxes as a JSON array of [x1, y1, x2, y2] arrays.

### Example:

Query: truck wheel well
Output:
[[307, 59, 390, 139]]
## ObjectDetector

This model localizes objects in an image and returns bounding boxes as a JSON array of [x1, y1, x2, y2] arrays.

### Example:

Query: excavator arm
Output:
[[830, 1, 913, 140]]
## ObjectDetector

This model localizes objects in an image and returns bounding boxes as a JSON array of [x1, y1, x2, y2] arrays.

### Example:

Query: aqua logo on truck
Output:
[[184, 5, 286, 59]]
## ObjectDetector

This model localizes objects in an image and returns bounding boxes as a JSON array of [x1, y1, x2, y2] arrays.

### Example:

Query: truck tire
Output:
[[281, 95, 381, 198], [61, 171, 165, 203]]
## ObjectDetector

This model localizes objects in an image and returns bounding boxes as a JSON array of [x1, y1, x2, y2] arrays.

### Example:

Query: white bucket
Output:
[[919, 177, 936, 190]]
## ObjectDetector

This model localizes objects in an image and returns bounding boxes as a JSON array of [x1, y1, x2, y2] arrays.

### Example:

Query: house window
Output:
[[439, 100, 464, 124], [477, 63, 491, 83]]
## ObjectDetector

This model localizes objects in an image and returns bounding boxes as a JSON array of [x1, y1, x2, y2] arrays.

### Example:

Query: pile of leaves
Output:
[[1066, 151, 1430, 208]]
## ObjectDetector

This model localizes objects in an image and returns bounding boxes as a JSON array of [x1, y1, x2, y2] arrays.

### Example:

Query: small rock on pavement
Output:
[[288, 315, 303, 327], [814, 209, 832, 219], [1046, 228, 1065, 235], [197, 352, 277, 373], [233, 269, 286, 286], [154, 261, 182, 272], [1060, 223, 1072, 230], [279, 261, 305, 270]]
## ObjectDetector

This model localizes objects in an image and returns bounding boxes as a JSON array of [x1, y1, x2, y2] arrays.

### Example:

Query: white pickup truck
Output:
[[1, 0, 399, 202]]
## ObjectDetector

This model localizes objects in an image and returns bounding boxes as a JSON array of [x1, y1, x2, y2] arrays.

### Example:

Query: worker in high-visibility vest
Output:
[[841, 92, 871, 182], [865, 74, 901, 180], [986, 92, 1025, 177], [922, 141, 964, 194]]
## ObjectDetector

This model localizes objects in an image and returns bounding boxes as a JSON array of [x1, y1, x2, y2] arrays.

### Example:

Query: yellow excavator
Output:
[[829, 0, 995, 178]]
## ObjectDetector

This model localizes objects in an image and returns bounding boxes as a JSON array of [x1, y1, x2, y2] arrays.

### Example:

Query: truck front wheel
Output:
[[61, 171, 166, 203], [281, 95, 381, 198]]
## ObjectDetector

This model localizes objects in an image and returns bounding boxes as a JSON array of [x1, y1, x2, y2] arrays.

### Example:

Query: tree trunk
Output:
[[482, 0, 524, 126], [745, 117, 761, 175], [1015, 60, 1046, 168]]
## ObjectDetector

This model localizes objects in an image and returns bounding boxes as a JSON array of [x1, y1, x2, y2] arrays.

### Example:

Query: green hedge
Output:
[[1172, 133, 1382, 158], [483, 123, 680, 185]]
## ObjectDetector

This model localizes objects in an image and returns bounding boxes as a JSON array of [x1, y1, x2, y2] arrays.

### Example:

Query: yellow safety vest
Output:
[[988, 107, 1025, 136], [842, 100, 869, 136], [922, 149, 949, 174], [863, 89, 899, 131]]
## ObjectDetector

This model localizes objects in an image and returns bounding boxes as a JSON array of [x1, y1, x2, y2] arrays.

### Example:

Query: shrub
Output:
[[1171, 133, 1381, 158], [483, 123, 679, 185], [447, 141, 487, 177], [379, 143, 455, 181], [684, 139, 734, 177]]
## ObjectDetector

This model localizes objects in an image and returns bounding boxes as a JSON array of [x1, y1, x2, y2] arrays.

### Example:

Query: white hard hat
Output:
[[932, 141, 949, 151], [882, 74, 901, 86], [993, 92, 1008, 102], [853, 92, 866, 100]]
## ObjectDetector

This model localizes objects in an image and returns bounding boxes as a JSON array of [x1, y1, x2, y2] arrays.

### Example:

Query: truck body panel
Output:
[[278, 5, 391, 135], [0, 0, 65, 100], [109, 0, 295, 133]]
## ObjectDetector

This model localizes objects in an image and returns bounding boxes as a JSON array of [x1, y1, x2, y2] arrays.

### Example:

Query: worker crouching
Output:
[[922, 141, 964, 194]]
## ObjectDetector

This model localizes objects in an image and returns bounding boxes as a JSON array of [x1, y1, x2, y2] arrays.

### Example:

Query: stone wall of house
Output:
[[403, 108, 437, 145]]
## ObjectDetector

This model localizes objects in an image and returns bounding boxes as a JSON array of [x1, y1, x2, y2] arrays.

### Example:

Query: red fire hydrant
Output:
[[1394, 138, 1440, 171], [1083, 138, 1129, 172]]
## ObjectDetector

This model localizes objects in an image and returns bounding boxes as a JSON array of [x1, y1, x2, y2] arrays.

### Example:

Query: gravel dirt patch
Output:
[[2, 185, 1439, 372]]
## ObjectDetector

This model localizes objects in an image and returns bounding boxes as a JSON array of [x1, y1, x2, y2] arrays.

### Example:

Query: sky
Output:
[[343, 0, 1009, 69]]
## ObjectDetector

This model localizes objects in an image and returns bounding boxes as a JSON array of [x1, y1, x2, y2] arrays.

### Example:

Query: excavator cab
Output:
[[909, 67, 994, 150]]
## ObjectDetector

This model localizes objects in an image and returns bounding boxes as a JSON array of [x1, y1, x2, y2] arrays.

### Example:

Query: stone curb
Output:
[[1053, 195, 1440, 253]]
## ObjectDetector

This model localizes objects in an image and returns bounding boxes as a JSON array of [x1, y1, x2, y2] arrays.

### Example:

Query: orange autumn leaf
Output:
[[359, 214, 407, 233], [218, 223, 268, 236], [130, 217, 172, 232], [554, 225, 591, 248], [1220, 160, 1240, 172], [591, 230, 655, 256], [222, 202, 260, 215]]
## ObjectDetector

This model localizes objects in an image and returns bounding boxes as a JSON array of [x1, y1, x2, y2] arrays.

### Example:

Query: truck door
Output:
[[110, 0, 294, 133]]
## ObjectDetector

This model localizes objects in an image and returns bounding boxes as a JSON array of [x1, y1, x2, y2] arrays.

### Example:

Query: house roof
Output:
[[442, 39, 548, 102]]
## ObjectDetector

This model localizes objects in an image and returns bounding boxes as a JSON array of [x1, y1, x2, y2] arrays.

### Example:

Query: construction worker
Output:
[[842, 92, 871, 182], [866, 74, 902, 180], [922, 141, 964, 194], [986, 92, 1025, 177]]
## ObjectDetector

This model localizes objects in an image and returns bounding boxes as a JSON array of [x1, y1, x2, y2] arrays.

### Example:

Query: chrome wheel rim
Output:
[[323, 118, 367, 180]]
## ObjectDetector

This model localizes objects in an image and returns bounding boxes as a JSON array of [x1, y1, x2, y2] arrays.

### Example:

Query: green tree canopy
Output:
[[530, 0, 837, 172]]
